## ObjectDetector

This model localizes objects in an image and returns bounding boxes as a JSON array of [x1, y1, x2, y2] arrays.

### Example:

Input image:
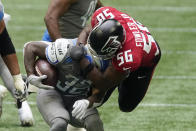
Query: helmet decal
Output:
[[101, 36, 121, 54], [88, 19, 124, 59]]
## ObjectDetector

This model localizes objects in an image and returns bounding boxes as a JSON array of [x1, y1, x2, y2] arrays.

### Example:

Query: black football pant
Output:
[[102, 67, 155, 112], [104, 42, 161, 112], [103, 51, 161, 112], [118, 67, 155, 112]]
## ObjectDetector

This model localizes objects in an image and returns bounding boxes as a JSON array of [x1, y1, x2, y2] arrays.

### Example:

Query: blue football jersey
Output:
[[0, 0, 4, 21]]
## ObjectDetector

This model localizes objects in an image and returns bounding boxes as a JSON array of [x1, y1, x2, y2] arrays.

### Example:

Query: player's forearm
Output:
[[87, 78, 111, 108], [0, 20, 5, 33], [96, 0, 103, 10], [24, 43, 37, 76], [85, 65, 126, 108], [44, 0, 73, 41], [24, 42, 47, 76], [2, 54, 20, 75], [77, 25, 92, 45], [87, 88, 106, 108], [78, 57, 111, 106], [44, 17, 61, 41]]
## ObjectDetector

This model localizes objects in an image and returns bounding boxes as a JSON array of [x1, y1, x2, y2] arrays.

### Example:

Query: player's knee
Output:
[[23, 41, 33, 49], [119, 102, 138, 112], [23, 41, 34, 53], [119, 105, 135, 112], [23, 41, 34, 57], [50, 117, 68, 131], [84, 114, 104, 131]]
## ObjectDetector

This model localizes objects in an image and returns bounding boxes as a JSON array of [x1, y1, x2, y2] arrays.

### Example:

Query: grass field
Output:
[[1, 0, 196, 130]]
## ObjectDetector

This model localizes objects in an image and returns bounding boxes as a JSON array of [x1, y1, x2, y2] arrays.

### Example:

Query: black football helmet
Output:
[[87, 19, 125, 60]]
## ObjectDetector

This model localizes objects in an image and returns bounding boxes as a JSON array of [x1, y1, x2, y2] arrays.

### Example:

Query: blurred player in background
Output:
[[0, 0, 34, 126], [69, 6, 161, 119], [43, 0, 103, 41], [23, 39, 104, 131], [40, 0, 103, 130]]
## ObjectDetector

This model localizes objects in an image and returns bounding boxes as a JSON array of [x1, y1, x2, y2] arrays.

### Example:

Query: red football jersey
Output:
[[91, 7, 160, 73]]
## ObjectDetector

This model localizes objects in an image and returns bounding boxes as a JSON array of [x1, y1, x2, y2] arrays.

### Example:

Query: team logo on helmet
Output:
[[101, 36, 121, 54]]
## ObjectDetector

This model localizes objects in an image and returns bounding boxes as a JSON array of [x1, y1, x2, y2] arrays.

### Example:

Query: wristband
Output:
[[13, 74, 23, 82]]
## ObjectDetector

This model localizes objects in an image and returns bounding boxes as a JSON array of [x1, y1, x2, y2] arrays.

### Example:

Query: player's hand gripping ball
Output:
[[34, 59, 57, 86]]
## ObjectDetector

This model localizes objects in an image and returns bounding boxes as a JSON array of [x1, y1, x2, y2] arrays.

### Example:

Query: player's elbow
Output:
[[23, 41, 37, 55], [24, 41, 33, 53]]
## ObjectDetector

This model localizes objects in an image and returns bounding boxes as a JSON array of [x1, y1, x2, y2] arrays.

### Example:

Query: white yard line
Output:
[[140, 103, 196, 107], [161, 50, 196, 55], [153, 76, 196, 80], [3, 101, 196, 107], [118, 6, 196, 12], [100, 103, 196, 108], [152, 28, 196, 33]]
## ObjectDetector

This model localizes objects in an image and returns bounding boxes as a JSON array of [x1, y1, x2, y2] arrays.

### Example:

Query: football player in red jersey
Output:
[[71, 6, 161, 119]]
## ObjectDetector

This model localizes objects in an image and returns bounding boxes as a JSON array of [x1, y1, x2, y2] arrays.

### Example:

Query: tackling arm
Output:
[[95, 0, 103, 10], [77, 25, 92, 45], [72, 56, 127, 119], [79, 57, 127, 108]]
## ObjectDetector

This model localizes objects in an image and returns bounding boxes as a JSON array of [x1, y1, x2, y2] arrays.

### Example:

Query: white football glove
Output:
[[46, 38, 71, 65], [13, 74, 28, 102], [27, 74, 54, 90], [72, 99, 90, 120]]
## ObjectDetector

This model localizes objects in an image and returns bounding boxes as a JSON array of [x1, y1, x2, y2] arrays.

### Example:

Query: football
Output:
[[34, 59, 58, 86]]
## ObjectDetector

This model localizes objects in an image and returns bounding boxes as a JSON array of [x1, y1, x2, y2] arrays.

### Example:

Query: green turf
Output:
[[1, 0, 196, 130]]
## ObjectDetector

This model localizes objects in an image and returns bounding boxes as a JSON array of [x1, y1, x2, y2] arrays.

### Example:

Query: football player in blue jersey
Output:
[[24, 38, 106, 131], [41, 1, 103, 130]]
